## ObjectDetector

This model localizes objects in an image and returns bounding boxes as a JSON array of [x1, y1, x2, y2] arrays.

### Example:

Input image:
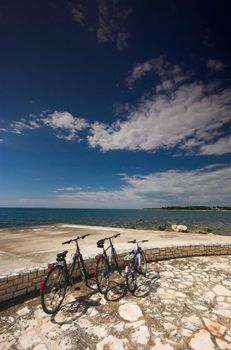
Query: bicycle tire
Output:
[[96, 257, 109, 294], [41, 265, 68, 314], [126, 260, 137, 293], [79, 254, 87, 282], [139, 251, 147, 277]]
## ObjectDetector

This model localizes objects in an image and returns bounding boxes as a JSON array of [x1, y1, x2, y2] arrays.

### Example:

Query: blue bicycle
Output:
[[124, 239, 148, 293]]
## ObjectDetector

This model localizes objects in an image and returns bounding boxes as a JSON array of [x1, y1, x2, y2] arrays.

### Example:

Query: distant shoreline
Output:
[[143, 206, 231, 211]]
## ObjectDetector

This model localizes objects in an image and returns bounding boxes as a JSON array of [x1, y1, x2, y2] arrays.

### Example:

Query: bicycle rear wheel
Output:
[[139, 251, 147, 277], [41, 265, 67, 314], [96, 257, 109, 294]]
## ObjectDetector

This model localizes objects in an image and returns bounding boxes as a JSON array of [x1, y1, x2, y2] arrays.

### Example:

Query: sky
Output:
[[0, 0, 231, 209]]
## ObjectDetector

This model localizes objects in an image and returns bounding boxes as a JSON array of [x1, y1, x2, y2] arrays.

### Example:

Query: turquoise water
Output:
[[0, 208, 231, 235]]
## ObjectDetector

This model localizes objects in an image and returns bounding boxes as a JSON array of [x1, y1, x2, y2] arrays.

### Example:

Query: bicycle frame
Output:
[[125, 240, 147, 274], [95, 233, 121, 273]]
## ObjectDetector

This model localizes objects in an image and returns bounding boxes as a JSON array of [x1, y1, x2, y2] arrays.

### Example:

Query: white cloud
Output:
[[199, 135, 231, 155], [96, 0, 132, 50], [7, 111, 89, 141], [207, 59, 226, 72], [10, 119, 40, 134], [68, 0, 132, 51], [54, 165, 231, 207], [3, 165, 229, 208], [41, 111, 89, 141], [54, 186, 82, 192], [125, 57, 189, 89], [68, 2, 86, 26], [125, 56, 165, 89], [88, 78, 231, 154]]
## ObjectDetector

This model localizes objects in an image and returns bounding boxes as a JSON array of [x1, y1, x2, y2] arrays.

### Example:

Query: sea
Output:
[[0, 208, 231, 236]]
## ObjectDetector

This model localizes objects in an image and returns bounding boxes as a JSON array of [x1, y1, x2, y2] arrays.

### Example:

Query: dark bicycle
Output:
[[124, 239, 148, 293], [95, 233, 122, 294], [40, 233, 93, 314]]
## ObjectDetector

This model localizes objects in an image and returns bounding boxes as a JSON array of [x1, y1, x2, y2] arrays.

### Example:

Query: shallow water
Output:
[[0, 208, 230, 235]]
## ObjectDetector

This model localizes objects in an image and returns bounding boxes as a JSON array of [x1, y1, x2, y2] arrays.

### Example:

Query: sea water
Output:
[[0, 208, 231, 235]]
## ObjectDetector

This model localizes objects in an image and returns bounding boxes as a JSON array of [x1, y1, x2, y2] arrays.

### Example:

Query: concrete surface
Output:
[[1, 224, 231, 274]]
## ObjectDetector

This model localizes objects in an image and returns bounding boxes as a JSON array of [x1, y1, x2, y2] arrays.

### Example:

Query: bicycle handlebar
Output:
[[62, 233, 90, 245], [96, 233, 120, 247], [128, 239, 148, 244]]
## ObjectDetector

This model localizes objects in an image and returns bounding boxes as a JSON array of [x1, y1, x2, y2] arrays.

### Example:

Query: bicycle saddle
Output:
[[97, 239, 105, 248], [56, 250, 68, 259]]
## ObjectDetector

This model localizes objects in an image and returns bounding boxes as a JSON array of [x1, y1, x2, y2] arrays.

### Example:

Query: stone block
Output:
[[29, 272, 37, 280], [13, 277, 23, 286], [17, 282, 33, 290], [0, 281, 9, 290], [7, 273, 20, 281], [27, 286, 36, 293], [23, 275, 29, 283], [0, 292, 13, 302], [14, 289, 27, 298], [6, 286, 17, 293]]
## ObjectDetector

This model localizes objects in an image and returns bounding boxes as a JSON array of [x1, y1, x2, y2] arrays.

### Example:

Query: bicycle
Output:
[[95, 233, 122, 294], [124, 239, 148, 293], [40, 233, 92, 314]]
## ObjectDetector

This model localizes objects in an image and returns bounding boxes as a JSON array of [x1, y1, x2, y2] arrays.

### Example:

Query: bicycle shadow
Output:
[[105, 273, 127, 302], [132, 270, 160, 298], [51, 287, 101, 325]]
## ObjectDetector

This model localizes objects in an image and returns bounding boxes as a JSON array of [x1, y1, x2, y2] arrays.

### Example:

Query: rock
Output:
[[33, 345, 48, 350], [18, 330, 42, 349], [59, 337, 72, 350], [131, 325, 150, 345], [90, 325, 108, 338], [16, 306, 30, 316], [158, 225, 167, 231], [96, 335, 125, 350], [204, 291, 215, 301], [171, 224, 187, 232], [119, 303, 143, 322], [151, 339, 173, 350], [212, 285, 231, 296], [181, 315, 202, 331], [181, 328, 193, 337], [214, 309, 231, 318], [190, 329, 215, 350], [216, 339, 230, 349], [113, 322, 125, 332], [203, 318, 226, 337]]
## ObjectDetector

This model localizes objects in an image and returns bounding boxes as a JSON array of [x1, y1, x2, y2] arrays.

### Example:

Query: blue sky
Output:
[[0, 0, 231, 208]]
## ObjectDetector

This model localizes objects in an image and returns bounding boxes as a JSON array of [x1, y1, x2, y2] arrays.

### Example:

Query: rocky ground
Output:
[[0, 255, 231, 350]]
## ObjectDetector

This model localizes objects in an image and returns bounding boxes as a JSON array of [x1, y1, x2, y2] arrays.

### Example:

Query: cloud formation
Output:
[[5, 164, 229, 208], [207, 59, 226, 72], [68, 0, 132, 50], [125, 56, 189, 89], [7, 111, 89, 141], [42, 111, 89, 141], [96, 0, 132, 50], [52, 165, 231, 207], [1, 165, 230, 208], [88, 58, 231, 155], [68, 2, 87, 26]]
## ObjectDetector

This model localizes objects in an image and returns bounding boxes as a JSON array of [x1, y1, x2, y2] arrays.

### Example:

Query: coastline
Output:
[[1, 223, 231, 275]]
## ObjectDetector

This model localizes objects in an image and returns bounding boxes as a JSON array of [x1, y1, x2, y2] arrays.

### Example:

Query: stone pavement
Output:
[[0, 255, 231, 350]]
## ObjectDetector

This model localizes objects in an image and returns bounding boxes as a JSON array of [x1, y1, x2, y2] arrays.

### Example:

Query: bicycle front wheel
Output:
[[126, 261, 137, 293], [139, 251, 147, 277], [41, 265, 67, 314], [96, 257, 109, 294]]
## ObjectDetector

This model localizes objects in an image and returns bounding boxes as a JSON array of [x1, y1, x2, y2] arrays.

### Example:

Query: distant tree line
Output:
[[143, 206, 231, 210]]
